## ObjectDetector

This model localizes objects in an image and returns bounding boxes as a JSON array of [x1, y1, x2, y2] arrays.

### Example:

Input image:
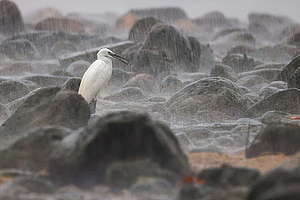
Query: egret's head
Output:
[[97, 48, 128, 65]]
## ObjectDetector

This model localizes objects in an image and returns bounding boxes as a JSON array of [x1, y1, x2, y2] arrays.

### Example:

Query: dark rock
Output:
[[247, 89, 300, 117], [35, 17, 85, 33], [66, 60, 90, 77], [0, 80, 30, 104], [222, 54, 256, 73], [160, 75, 183, 93], [0, 87, 90, 138], [142, 24, 201, 72], [248, 168, 300, 200], [165, 77, 250, 120], [277, 55, 300, 85], [130, 48, 173, 77], [59, 41, 134, 67], [198, 164, 260, 188], [0, 39, 39, 60], [0, 126, 71, 170], [246, 111, 300, 158], [210, 63, 238, 82], [61, 77, 81, 92], [49, 111, 190, 186], [21, 75, 70, 88], [0, 0, 24, 35], [128, 17, 162, 42], [124, 73, 159, 93], [104, 87, 146, 101]]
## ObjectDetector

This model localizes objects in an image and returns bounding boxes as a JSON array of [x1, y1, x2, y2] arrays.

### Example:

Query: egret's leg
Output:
[[89, 98, 96, 114]]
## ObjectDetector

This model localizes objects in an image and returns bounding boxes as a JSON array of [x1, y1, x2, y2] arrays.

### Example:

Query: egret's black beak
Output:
[[110, 52, 129, 65]]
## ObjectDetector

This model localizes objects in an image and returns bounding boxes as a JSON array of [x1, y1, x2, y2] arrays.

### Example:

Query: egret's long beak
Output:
[[111, 52, 129, 65]]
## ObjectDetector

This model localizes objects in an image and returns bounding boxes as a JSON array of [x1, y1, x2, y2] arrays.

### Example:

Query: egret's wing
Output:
[[78, 60, 112, 103]]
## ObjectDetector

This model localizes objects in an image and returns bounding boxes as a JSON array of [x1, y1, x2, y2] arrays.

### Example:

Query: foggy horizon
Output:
[[11, 0, 300, 22]]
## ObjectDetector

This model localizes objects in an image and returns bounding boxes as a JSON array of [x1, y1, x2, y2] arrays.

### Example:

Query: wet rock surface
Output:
[[49, 111, 190, 186], [1, 3, 300, 199]]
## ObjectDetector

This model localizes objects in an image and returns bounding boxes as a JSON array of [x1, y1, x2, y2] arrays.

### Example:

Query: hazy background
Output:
[[12, 0, 300, 22]]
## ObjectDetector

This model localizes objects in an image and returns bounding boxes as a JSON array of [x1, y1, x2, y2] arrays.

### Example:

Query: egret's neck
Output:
[[97, 56, 112, 65]]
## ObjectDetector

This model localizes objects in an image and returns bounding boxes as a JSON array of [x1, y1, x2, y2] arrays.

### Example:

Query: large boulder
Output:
[[0, 126, 71, 170], [0, 0, 24, 35], [0, 87, 90, 139], [35, 17, 85, 33], [49, 111, 190, 186], [129, 24, 202, 76], [277, 55, 300, 88], [0, 80, 30, 104], [248, 167, 300, 200], [128, 17, 162, 42], [246, 111, 300, 158], [197, 164, 260, 188], [165, 77, 250, 121], [247, 89, 300, 117]]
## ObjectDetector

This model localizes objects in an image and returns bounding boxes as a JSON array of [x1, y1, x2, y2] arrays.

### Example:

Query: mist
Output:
[[12, 0, 300, 22]]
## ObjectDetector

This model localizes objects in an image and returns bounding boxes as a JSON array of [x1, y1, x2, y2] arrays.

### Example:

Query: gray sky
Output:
[[12, 0, 300, 22]]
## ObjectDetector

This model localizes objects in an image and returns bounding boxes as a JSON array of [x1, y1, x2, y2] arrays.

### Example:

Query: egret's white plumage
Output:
[[78, 48, 128, 103]]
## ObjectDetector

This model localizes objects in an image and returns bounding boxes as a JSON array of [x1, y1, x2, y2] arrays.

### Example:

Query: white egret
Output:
[[78, 48, 128, 103]]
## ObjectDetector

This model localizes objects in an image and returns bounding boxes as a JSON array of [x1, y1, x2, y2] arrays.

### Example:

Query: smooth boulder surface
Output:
[[0, 126, 72, 170], [128, 17, 162, 42], [142, 24, 201, 72], [0, 80, 30, 104], [166, 77, 250, 120], [248, 167, 300, 200], [198, 164, 260, 188], [49, 111, 190, 186], [246, 111, 300, 158], [0, 0, 24, 35], [247, 89, 300, 117], [0, 87, 90, 139]]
